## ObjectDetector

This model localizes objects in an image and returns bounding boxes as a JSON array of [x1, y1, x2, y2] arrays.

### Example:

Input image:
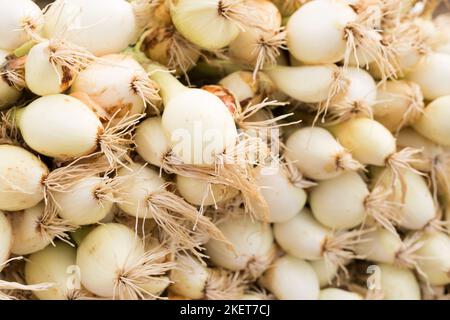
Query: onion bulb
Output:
[[273, 208, 361, 268], [373, 168, 435, 230], [148, 65, 238, 165], [373, 80, 424, 134], [375, 264, 421, 300], [407, 52, 450, 100], [285, 127, 363, 181], [0, 50, 23, 109], [44, 0, 136, 56], [396, 128, 442, 173], [170, 254, 245, 300], [266, 64, 346, 104], [76, 223, 174, 299], [9, 202, 75, 255], [17, 94, 141, 164], [330, 118, 395, 166], [310, 172, 399, 231], [228, 0, 285, 75], [116, 163, 226, 252], [0, 211, 12, 271], [71, 54, 160, 120], [287, 0, 388, 74], [330, 117, 421, 180], [170, 0, 266, 50], [219, 71, 276, 105], [413, 95, 450, 147], [0, 144, 48, 211], [139, 26, 201, 77], [310, 259, 339, 288], [205, 211, 275, 279], [353, 228, 424, 268], [325, 67, 377, 123], [52, 176, 118, 226], [25, 40, 95, 96], [135, 116, 171, 167], [0, 0, 43, 51], [25, 242, 86, 300], [250, 167, 307, 223], [319, 288, 363, 300], [259, 255, 320, 300], [176, 175, 238, 207], [415, 231, 450, 286]]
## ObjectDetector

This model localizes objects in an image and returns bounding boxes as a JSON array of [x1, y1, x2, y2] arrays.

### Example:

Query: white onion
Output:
[[116, 163, 225, 251], [374, 168, 435, 230], [205, 211, 275, 278], [310, 259, 339, 288], [170, 0, 264, 50], [135, 117, 171, 167], [228, 0, 283, 73], [9, 202, 73, 255], [170, 254, 245, 300], [319, 288, 363, 300], [396, 128, 440, 173], [287, 0, 357, 64], [25, 242, 80, 300], [285, 127, 362, 181], [176, 175, 238, 207], [219, 71, 277, 105], [77, 223, 173, 299], [17, 94, 101, 159], [266, 64, 344, 104], [169, 254, 209, 300], [0, 211, 12, 271], [71, 54, 159, 120], [415, 232, 450, 286], [251, 167, 307, 223], [330, 118, 396, 166], [52, 176, 115, 226], [44, 0, 136, 56], [413, 95, 450, 147], [354, 228, 403, 264], [373, 80, 424, 133], [327, 67, 377, 123], [0, 0, 43, 51], [273, 208, 360, 265], [25, 40, 93, 96], [407, 52, 450, 100], [310, 171, 399, 230], [259, 255, 320, 300], [0, 144, 48, 211], [376, 264, 421, 300], [17, 94, 139, 164], [148, 65, 238, 165], [139, 26, 201, 76], [0, 50, 22, 109]]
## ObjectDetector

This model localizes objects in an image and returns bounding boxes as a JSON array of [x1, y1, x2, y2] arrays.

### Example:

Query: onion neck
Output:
[[147, 64, 186, 105]]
